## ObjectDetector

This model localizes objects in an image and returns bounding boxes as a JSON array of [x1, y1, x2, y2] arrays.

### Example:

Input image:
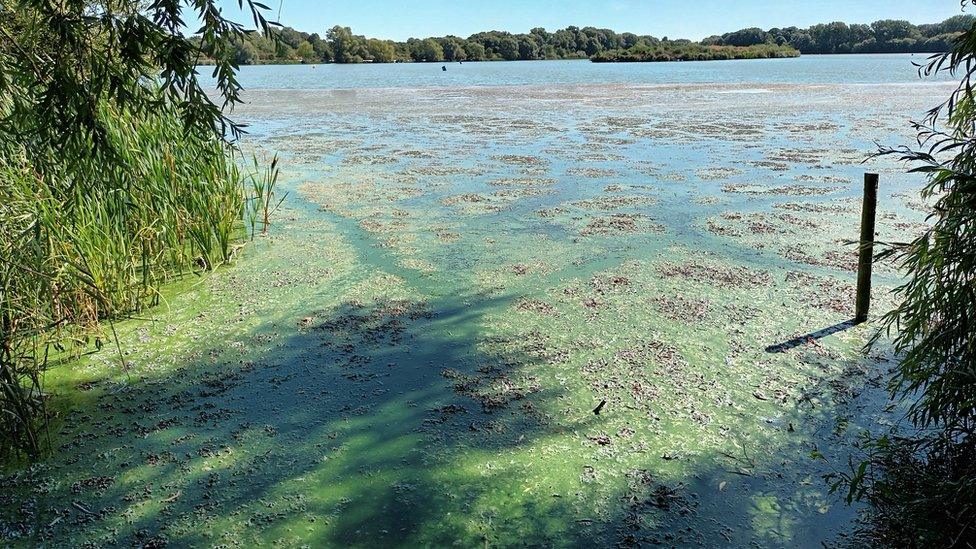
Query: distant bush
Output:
[[590, 43, 800, 62]]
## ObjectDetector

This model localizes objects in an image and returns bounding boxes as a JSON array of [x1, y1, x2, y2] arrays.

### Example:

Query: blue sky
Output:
[[217, 0, 966, 41]]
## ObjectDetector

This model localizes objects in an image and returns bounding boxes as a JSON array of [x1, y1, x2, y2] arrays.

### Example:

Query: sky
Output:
[[215, 0, 967, 41]]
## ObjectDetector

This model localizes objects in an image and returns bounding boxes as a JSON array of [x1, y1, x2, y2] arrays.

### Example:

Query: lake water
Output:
[[214, 54, 952, 90], [10, 55, 953, 547]]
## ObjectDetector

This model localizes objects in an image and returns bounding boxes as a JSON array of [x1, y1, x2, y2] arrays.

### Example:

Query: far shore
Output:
[[198, 51, 939, 68]]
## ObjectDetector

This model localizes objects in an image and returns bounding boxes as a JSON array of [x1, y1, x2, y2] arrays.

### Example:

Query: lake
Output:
[[14, 55, 952, 547], [214, 53, 952, 89]]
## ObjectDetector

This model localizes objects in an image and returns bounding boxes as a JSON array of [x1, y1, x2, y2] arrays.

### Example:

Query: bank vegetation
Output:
[[0, 0, 280, 459], [590, 43, 799, 62]]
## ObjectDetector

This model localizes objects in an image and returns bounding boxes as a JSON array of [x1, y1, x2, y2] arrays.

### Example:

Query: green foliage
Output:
[[0, 0, 275, 146], [877, 138, 976, 432], [829, 5, 976, 545], [327, 25, 370, 63], [0, 1, 276, 458], [462, 40, 487, 61], [247, 155, 286, 237], [591, 43, 799, 63], [216, 16, 968, 67], [719, 28, 772, 47], [414, 38, 445, 62], [830, 432, 976, 546], [366, 39, 397, 63], [296, 41, 316, 62], [439, 36, 468, 62], [0, 104, 275, 459], [707, 16, 973, 54], [215, 25, 656, 64]]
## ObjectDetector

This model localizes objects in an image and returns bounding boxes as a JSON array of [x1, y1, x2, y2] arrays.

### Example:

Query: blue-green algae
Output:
[[0, 81, 949, 547]]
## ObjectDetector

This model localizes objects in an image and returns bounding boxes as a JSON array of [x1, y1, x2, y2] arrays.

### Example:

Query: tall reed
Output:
[[0, 102, 277, 458], [247, 154, 286, 237]]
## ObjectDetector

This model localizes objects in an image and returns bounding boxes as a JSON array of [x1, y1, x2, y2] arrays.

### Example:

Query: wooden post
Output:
[[855, 173, 878, 324]]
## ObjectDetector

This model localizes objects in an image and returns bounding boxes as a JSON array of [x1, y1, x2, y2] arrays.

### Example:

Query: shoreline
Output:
[[198, 51, 946, 68]]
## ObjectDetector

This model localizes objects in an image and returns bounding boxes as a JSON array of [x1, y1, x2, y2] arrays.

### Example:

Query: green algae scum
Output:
[[0, 63, 949, 546]]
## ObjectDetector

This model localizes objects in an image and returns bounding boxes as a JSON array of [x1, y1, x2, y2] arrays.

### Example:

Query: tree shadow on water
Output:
[[2, 289, 883, 547], [3, 290, 597, 546]]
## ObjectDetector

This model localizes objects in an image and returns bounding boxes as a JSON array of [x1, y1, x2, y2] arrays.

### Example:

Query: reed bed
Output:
[[0, 103, 278, 458]]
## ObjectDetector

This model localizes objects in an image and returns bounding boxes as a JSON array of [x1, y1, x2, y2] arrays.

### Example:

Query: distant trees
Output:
[[439, 36, 468, 61], [203, 24, 660, 64], [463, 41, 487, 61], [310, 33, 333, 62], [412, 38, 445, 62], [720, 27, 770, 47], [205, 15, 974, 66], [296, 41, 316, 62], [592, 43, 799, 62], [366, 39, 397, 63], [705, 16, 974, 54], [327, 26, 369, 63], [496, 36, 520, 60]]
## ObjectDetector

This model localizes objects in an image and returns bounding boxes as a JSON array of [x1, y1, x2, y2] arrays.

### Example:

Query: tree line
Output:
[[202, 15, 975, 65], [703, 15, 975, 54], [591, 43, 799, 63], [203, 25, 653, 64]]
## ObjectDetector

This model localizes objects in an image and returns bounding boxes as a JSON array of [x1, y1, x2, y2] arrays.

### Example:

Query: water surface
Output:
[[2, 56, 949, 547], [215, 54, 952, 90]]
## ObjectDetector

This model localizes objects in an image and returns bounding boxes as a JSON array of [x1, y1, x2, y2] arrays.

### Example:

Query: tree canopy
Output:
[[1, 0, 277, 150], [591, 43, 799, 63], [205, 15, 974, 66], [703, 16, 973, 54]]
